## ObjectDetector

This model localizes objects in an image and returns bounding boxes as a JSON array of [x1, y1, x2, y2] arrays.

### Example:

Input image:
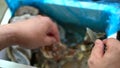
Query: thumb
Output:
[[44, 36, 56, 46], [90, 39, 104, 59], [103, 38, 120, 53]]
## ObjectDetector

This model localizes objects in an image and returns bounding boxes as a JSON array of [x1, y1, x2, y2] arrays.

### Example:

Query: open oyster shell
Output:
[[40, 43, 67, 61]]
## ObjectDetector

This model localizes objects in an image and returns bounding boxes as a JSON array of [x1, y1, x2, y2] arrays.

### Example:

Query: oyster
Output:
[[40, 43, 67, 61], [15, 6, 39, 16], [10, 14, 34, 23], [41, 60, 59, 68], [62, 60, 81, 68], [58, 25, 66, 41], [7, 46, 31, 65]]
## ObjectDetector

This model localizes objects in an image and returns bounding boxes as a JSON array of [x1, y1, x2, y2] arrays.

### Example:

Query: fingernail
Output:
[[95, 39, 101, 45]]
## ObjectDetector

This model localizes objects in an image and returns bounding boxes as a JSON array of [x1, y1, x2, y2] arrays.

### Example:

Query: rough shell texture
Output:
[[7, 46, 31, 65], [15, 6, 39, 16]]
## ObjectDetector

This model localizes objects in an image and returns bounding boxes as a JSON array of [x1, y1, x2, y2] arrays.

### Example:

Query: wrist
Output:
[[7, 24, 19, 45], [0, 24, 18, 48]]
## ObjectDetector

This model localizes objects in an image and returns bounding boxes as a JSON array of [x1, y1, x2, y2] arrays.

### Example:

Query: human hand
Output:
[[11, 15, 60, 49], [88, 38, 120, 68]]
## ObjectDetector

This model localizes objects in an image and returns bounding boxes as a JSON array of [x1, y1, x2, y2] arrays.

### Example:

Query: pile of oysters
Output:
[[7, 6, 106, 68]]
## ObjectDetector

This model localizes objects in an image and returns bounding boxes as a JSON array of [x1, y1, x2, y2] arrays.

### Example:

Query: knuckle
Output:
[[36, 15, 42, 18], [105, 38, 115, 45], [88, 58, 94, 65], [106, 38, 120, 46], [43, 16, 52, 21], [108, 38, 116, 41]]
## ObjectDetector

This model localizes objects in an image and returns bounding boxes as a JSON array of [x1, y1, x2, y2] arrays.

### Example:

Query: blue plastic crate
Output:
[[5, 0, 120, 38]]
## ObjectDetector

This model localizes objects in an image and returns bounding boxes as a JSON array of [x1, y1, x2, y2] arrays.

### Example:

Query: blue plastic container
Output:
[[5, 0, 120, 38]]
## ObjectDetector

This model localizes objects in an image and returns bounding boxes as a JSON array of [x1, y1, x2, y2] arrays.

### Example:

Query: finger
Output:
[[103, 38, 120, 51], [51, 23, 60, 42], [44, 36, 56, 46], [40, 16, 60, 42], [90, 39, 104, 58], [48, 22, 60, 42]]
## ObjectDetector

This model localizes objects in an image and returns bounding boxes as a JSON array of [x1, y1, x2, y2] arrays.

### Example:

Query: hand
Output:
[[11, 15, 60, 49], [88, 38, 120, 68]]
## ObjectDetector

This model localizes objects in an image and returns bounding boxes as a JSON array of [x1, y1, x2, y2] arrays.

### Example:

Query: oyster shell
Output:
[[40, 43, 67, 61], [10, 14, 34, 23], [58, 25, 66, 41], [7, 46, 31, 65], [15, 6, 39, 16]]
